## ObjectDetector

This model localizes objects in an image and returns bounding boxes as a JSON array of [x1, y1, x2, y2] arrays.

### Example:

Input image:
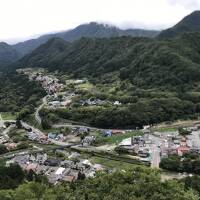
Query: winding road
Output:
[[35, 96, 47, 124]]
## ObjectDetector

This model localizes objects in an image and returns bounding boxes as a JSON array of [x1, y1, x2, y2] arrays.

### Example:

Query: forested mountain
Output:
[[13, 22, 160, 55], [0, 42, 21, 68], [159, 10, 200, 38], [17, 37, 69, 68], [0, 72, 45, 113], [4, 11, 200, 128], [16, 32, 200, 89], [15, 31, 200, 128]]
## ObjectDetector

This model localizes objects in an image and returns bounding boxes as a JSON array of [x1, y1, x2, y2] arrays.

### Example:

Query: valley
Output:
[[1, 8, 200, 199], [2, 67, 200, 182]]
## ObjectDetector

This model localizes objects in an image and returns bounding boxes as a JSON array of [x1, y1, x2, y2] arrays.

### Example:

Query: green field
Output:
[[1, 112, 17, 120], [77, 82, 94, 91], [90, 156, 141, 170], [95, 131, 143, 145], [151, 127, 178, 132]]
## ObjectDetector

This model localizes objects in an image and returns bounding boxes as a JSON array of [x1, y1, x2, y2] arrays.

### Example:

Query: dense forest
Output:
[[15, 32, 200, 90], [160, 152, 200, 174], [0, 72, 45, 114], [15, 32, 200, 128], [0, 43, 20, 68], [0, 165, 199, 200], [40, 94, 199, 129]]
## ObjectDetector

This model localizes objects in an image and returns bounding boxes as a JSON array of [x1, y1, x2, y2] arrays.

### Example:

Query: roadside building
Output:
[[176, 146, 190, 156], [4, 143, 17, 150], [25, 163, 38, 172], [103, 130, 112, 137], [44, 158, 60, 166], [112, 130, 125, 135], [48, 133, 57, 139]]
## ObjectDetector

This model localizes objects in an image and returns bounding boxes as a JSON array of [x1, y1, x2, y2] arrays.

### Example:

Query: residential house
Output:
[[176, 145, 190, 156], [44, 158, 60, 166], [103, 130, 112, 137]]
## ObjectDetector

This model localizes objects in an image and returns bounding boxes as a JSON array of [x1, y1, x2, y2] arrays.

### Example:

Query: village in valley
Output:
[[1, 68, 200, 185]]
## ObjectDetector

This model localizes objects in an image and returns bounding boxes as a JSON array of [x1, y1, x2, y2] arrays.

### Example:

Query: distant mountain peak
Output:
[[12, 22, 159, 56], [0, 42, 20, 68], [159, 10, 200, 38]]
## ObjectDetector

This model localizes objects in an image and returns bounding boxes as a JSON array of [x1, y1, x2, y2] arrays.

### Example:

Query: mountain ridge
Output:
[[159, 10, 200, 38], [0, 42, 21, 68], [15, 32, 200, 89], [12, 22, 160, 56]]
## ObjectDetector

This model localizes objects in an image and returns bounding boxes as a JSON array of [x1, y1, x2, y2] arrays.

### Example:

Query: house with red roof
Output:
[[176, 145, 190, 156]]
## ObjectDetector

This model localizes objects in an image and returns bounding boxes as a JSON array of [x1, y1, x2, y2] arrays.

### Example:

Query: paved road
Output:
[[53, 123, 101, 131], [0, 125, 15, 141], [53, 123, 137, 132], [0, 114, 3, 128], [35, 96, 47, 125], [151, 144, 160, 168], [187, 130, 200, 148], [149, 135, 161, 168], [21, 121, 74, 146], [21, 121, 46, 137]]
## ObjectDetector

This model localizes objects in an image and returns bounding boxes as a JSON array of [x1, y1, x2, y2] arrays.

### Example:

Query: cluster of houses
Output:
[[80, 98, 122, 106], [26, 131, 49, 144], [102, 129, 126, 137], [158, 128, 200, 157], [26, 130, 68, 144], [116, 125, 200, 165], [66, 79, 86, 85], [18, 68, 63, 95], [47, 92, 76, 109], [70, 127, 96, 146], [0, 135, 8, 144], [117, 134, 152, 160], [0, 122, 19, 151], [6, 151, 104, 184]]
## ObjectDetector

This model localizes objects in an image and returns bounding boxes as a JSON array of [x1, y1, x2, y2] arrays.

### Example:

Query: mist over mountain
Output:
[[15, 31, 200, 90], [12, 22, 160, 56]]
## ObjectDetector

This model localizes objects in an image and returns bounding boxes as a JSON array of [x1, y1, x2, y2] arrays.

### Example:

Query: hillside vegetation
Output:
[[0, 42, 20, 68], [13, 22, 159, 55], [16, 32, 200, 90], [0, 166, 199, 200], [0, 72, 45, 114], [159, 11, 200, 38], [13, 32, 200, 128]]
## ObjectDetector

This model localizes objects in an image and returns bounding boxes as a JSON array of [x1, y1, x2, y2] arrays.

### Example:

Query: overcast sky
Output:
[[0, 0, 200, 44]]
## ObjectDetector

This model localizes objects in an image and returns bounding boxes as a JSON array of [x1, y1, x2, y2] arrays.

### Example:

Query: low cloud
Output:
[[167, 0, 200, 9]]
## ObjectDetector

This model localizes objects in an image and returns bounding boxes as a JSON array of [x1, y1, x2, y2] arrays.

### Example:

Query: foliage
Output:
[[0, 72, 45, 114], [183, 175, 200, 195], [12, 22, 159, 56], [0, 144, 8, 155], [40, 94, 198, 128], [0, 167, 199, 200], [16, 32, 200, 90], [0, 163, 48, 190], [160, 153, 200, 174], [94, 131, 142, 145], [0, 164, 25, 189], [16, 142, 30, 150], [178, 127, 191, 136], [0, 42, 20, 68], [159, 11, 200, 38], [14, 32, 200, 128]]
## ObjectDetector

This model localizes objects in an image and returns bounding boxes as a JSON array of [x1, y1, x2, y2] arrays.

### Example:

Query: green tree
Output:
[[0, 144, 8, 155]]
